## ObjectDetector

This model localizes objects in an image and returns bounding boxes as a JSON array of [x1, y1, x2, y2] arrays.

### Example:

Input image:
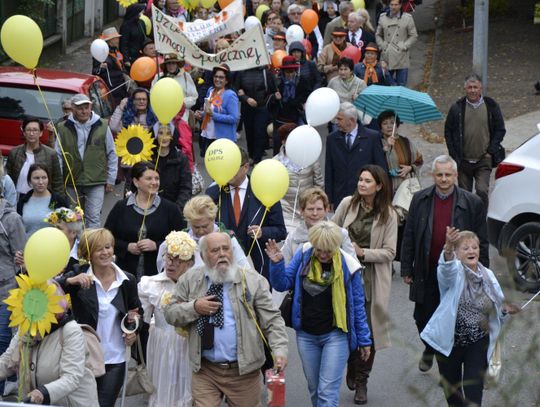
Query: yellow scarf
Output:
[[307, 251, 348, 333]]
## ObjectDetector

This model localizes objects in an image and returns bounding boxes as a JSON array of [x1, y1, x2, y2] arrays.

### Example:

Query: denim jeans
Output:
[[390, 69, 409, 86], [0, 303, 13, 394], [96, 362, 126, 407], [66, 185, 105, 228], [296, 329, 350, 407]]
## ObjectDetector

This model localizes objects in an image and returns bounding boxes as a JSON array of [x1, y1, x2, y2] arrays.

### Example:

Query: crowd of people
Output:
[[0, 0, 520, 406]]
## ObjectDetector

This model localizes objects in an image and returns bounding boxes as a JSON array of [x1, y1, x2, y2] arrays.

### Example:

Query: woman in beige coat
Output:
[[0, 316, 98, 406], [332, 164, 397, 405]]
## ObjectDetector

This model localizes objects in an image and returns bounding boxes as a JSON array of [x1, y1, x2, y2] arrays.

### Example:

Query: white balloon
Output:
[[245, 16, 261, 31], [285, 125, 322, 168], [90, 39, 109, 63], [305, 87, 341, 127], [286, 24, 304, 45]]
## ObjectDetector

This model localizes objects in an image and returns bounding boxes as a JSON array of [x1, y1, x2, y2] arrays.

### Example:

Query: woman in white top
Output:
[[57, 228, 142, 407], [156, 195, 250, 272], [139, 231, 197, 407]]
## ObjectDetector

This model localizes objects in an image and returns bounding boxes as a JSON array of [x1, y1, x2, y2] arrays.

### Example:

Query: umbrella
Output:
[[353, 85, 443, 124]]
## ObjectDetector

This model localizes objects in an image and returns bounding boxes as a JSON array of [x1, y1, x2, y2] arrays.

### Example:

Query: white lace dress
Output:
[[138, 274, 191, 407]]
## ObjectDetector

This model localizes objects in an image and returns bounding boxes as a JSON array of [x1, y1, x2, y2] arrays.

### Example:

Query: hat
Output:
[[164, 231, 197, 261], [160, 53, 183, 70], [71, 94, 92, 106], [101, 27, 121, 41], [273, 31, 286, 41], [332, 27, 347, 37], [280, 55, 300, 70], [365, 42, 379, 52], [142, 38, 155, 48]]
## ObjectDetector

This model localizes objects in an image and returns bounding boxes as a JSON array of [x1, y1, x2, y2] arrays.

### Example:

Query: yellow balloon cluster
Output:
[[256, 4, 270, 20], [140, 15, 152, 36], [0, 15, 43, 69], [204, 139, 241, 186], [150, 78, 185, 124], [250, 160, 289, 207], [200, 0, 217, 8], [24, 228, 71, 284], [351, 0, 366, 11]]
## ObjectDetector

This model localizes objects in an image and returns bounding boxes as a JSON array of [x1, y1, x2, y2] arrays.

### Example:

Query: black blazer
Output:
[[206, 180, 287, 278], [57, 263, 142, 331]]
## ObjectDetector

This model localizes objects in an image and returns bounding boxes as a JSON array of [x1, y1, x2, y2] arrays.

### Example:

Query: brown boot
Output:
[[354, 382, 367, 405], [346, 351, 359, 391]]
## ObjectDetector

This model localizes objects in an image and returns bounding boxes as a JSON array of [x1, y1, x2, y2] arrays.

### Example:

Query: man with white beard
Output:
[[164, 232, 288, 406]]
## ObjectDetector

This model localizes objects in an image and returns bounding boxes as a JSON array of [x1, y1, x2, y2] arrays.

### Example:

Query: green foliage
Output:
[[16, 0, 55, 26], [459, 0, 511, 19]]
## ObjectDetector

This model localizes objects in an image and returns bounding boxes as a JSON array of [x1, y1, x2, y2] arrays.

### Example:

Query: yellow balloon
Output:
[[256, 4, 270, 20], [150, 77, 185, 124], [1, 15, 43, 69], [139, 15, 152, 36], [200, 0, 216, 8], [204, 139, 241, 186], [250, 159, 289, 207], [351, 0, 366, 10], [24, 227, 70, 284]]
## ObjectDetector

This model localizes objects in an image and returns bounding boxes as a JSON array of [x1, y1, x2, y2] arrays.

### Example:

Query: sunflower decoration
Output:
[[116, 0, 138, 8], [4, 275, 65, 338], [115, 124, 156, 166], [178, 0, 199, 12]]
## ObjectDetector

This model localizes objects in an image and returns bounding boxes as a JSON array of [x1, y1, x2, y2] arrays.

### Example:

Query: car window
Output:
[[0, 87, 72, 120], [89, 81, 114, 118]]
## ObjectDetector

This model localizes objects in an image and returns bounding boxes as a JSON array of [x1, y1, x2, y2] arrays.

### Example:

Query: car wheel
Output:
[[506, 222, 540, 291]]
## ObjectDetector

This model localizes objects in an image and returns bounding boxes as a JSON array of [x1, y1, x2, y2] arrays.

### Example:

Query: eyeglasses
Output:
[[133, 98, 148, 102], [290, 12, 301, 15]]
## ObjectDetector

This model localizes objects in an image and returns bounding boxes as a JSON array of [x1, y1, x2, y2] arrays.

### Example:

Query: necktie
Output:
[[196, 283, 225, 337], [233, 187, 241, 225], [347, 133, 354, 149], [351, 32, 356, 47]]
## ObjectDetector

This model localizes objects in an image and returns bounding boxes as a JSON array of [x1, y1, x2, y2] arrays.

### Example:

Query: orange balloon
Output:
[[218, 0, 234, 9], [300, 9, 318, 34], [271, 50, 287, 68], [130, 57, 157, 82]]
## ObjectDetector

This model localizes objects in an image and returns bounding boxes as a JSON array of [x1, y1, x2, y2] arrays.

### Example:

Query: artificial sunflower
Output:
[[4, 275, 65, 338], [116, 0, 138, 8], [115, 124, 156, 166]]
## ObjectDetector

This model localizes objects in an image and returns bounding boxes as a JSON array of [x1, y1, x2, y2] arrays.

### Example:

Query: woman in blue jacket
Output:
[[421, 227, 519, 407], [195, 64, 240, 156], [266, 221, 371, 407]]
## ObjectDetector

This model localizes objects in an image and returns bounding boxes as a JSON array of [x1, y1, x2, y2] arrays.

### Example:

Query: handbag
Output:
[[125, 336, 155, 396], [278, 291, 293, 328], [484, 339, 502, 389], [392, 175, 421, 222]]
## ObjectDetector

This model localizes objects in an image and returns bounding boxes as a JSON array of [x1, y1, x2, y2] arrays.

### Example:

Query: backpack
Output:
[[61, 323, 106, 378]]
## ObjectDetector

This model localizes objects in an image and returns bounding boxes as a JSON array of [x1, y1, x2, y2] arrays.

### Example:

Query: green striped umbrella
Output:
[[353, 85, 443, 124]]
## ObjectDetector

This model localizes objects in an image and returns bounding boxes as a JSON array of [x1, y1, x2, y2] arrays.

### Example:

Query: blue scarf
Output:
[[282, 78, 296, 102]]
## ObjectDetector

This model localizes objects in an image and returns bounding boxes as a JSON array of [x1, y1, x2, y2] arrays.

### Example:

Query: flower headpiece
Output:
[[44, 206, 84, 225], [165, 231, 197, 261]]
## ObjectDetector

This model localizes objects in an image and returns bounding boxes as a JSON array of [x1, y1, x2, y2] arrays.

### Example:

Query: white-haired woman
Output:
[[266, 221, 372, 407], [44, 207, 84, 272], [421, 228, 519, 407], [139, 231, 197, 407]]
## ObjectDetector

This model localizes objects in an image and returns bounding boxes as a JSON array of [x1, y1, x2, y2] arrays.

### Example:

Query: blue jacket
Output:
[[203, 87, 240, 141], [421, 252, 505, 362], [270, 247, 372, 351]]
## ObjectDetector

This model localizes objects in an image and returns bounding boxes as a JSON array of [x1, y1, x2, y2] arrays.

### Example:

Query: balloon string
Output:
[[137, 140, 163, 241], [291, 175, 301, 225], [218, 186, 222, 231], [247, 207, 268, 258], [101, 78, 132, 97], [33, 69, 91, 270]]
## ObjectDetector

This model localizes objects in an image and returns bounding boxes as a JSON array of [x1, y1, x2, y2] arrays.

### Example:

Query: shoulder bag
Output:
[[125, 336, 155, 396]]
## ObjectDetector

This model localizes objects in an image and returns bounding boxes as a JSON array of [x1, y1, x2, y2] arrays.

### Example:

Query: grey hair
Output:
[[464, 73, 482, 85], [339, 1, 353, 13], [287, 4, 304, 14], [431, 155, 458, 172], [339, 102, 358, 120], [63, 220, 83, 238], [199, 232, 232, 263], [62, 97, 73, 108], [348, 11, 365, 23]]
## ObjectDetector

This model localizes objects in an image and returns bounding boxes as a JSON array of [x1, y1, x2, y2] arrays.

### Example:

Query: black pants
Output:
[[242, 105, 270, 163], [96, 362, 126, 407], [436, 336, 489, 407], [414, 278, 441, 356]]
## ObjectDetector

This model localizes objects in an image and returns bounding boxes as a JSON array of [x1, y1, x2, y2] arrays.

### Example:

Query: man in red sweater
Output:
[[400, 155, 489, 372]]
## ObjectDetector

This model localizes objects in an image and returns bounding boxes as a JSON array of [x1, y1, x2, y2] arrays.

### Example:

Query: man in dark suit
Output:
[[400, 155, 489, 373], [206, 148, 287, 279], [325, 102, 388, 210]]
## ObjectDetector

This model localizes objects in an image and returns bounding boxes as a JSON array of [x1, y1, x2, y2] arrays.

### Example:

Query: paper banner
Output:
[[152, 0, 244, 44], [153, 12, 270, 71]]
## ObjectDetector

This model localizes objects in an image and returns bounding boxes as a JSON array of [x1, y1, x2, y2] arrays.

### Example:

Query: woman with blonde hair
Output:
[[266, 221, 371, 407], [56, 228, 142, 407], [332, 164, 398, 404], [155, 195, 249, 271], [139, 231, 198, 407]]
